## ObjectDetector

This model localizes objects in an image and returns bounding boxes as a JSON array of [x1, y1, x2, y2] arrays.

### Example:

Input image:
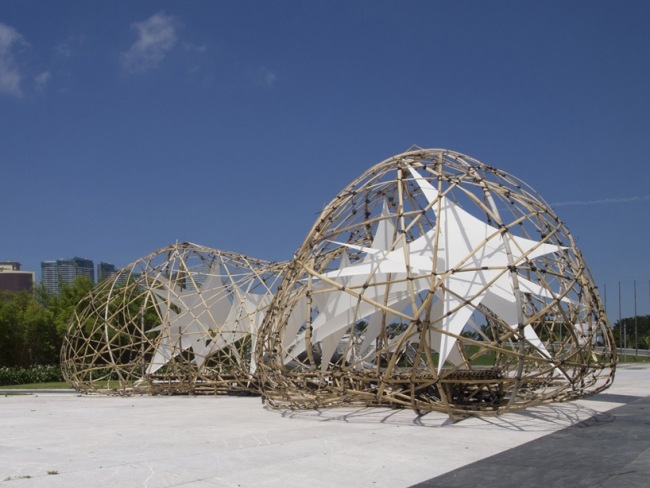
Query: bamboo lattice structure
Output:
[[256, 148, 616, 418], [61, 242, 286, 395], [61, 148, 616, 419]]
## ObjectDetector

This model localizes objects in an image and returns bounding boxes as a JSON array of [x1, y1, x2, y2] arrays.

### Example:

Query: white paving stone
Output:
[[1, 364, 648, 487]]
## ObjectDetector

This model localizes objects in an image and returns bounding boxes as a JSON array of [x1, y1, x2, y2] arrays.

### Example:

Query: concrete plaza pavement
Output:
[[1, 364, 649, 487]]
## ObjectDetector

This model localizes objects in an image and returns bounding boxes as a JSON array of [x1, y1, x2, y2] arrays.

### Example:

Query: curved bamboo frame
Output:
[[256, 149, 616, 418], [61, 242, 286, 395], [61, 148, 616, 418]]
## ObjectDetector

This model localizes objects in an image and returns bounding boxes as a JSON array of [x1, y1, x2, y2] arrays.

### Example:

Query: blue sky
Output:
[[1, 1, 648, 316]]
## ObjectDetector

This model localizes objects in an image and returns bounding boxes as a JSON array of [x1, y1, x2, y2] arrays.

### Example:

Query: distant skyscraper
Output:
[[97, 262, 116, 282], [40, 261, 58, 295], [41, 257, 95, 295], [0, 261, 35, 292]]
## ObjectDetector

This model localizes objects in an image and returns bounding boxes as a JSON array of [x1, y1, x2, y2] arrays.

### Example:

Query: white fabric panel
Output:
[[521, 325, 552, 359], [437, 285, 483, 371], [407, 166, 439, 204], [204, 280, 233, 326], [355, 310, 384, 364], [147, 342, 173, 374], [357, 300, 411, 359], [282, 296, 309, 351], [482, 288, 552, 359], [324, 258, 410, 278], [322, 247, 409, 278], [517, 275, 574, 304], [245, 293, 274, 372], [426, 328, 464, 367], [286, 279, 411, 361], [371, 200, 396, 251], [507, 233, 567, 261], [423, 293, 464, 368], [312, 251, 353, 317], [574, 322, 590, 345], [483, 284, 519, 325], [312, 279, 411, 343], [319, 326, 349, 371], [146, 262, 277, 373]]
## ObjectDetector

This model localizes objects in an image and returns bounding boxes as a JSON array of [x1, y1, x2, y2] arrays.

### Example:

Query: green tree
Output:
[[612, 315, 650, 349], [0, 292, 26, 366], [22, 301, 58, 365], [0, 276, 96, 367], [50, 276, 95, 337], [0, 290, 58, 366]]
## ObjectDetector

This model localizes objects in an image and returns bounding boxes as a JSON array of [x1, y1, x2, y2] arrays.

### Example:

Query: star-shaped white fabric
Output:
[[285, 202, 414, 369], [407, 167, 566, 370], [286, 165, 568, 372], [147, 266, 273, 374], [147, 270, 229, 373]]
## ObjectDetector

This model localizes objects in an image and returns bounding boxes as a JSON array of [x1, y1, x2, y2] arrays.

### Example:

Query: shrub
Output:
[[0, 365, 63, 386]]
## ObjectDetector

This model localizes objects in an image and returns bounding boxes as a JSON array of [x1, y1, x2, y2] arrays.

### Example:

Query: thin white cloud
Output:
[[34, 71, 51, 91], [264, 70, 277, 86], [55, 42, 72, 58], [551, 195, 650, 207], [120, 12, 178, 74], [183, 42, 206, 53], [0, 22, 27, 97], [256, 67, 278, 87], [55, 35, 87, 58]]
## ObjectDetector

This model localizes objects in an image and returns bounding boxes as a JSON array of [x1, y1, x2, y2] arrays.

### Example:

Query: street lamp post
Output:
[[634, 280, 638, 358]]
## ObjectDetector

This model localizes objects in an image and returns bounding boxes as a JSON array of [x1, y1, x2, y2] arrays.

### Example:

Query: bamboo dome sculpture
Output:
[[256, 148, 616, 418], [62, 242, 286, 395]]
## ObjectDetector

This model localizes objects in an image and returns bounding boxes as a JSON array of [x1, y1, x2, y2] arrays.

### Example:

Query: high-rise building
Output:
[[97, 262, 116, 282], [40, 261, 58, 294], [0, 261, 35, 292], [0, 262, 22, 272], [41, 257, 95, 295]]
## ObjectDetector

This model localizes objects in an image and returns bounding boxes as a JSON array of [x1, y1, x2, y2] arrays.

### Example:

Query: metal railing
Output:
[[616, 347, 650, 358]]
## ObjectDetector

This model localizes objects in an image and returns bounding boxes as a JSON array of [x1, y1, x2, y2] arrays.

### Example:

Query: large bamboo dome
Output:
[[62, 242, 286, 395], [256, 148, 616, 418]]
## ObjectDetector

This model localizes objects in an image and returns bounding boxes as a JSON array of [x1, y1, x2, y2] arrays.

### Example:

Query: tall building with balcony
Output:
[[97, 262, 116, 282], [0, 261, 35, 292], [41, 257, 95, 295]]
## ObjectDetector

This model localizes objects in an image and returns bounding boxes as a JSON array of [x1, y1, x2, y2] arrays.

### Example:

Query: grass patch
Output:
[[618, 354, 650, 363], [464, 345, 496, 366], [0, 381, 70, 389]]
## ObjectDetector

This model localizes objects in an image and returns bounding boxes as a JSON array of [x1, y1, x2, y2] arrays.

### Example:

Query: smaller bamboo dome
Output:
[[256, 148, 616, 418], [62, 242, 286, 395]]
